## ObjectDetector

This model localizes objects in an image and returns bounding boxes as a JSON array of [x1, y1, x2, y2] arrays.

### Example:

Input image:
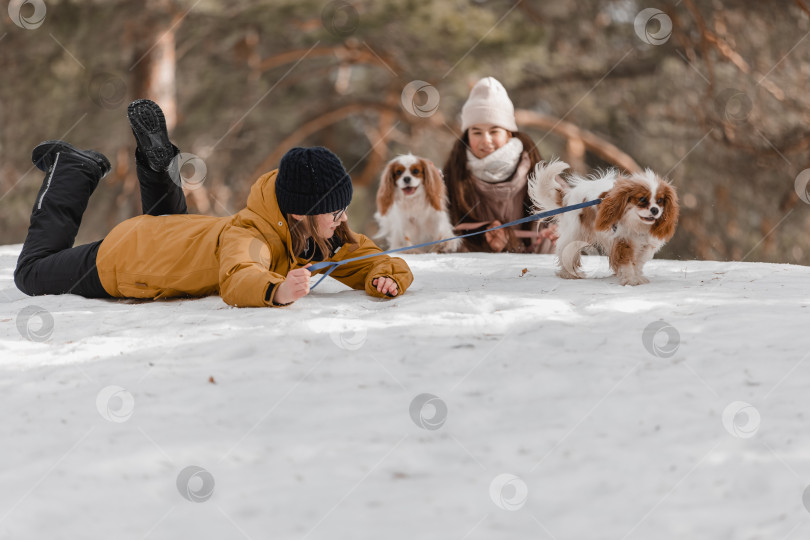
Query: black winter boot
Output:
[[31, 140, 111, 179], [127, 99, 176, 172]]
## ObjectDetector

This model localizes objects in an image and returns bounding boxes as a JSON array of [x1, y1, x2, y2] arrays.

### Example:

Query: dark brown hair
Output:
[[442, 131, 543, 252], [443, 131, 542, 224], [286, 214, 355, 262]]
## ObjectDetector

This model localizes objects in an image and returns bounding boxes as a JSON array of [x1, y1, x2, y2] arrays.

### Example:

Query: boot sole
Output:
[[127, 99, 174, 171]]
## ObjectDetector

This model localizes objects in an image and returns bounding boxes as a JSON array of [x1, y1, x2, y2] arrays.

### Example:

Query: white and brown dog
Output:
[[374, 154, 460, 253], [529, 159, 679, 285]]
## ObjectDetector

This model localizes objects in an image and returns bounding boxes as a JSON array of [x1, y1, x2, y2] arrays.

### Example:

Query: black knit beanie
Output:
[[275, 147, 353, 215]]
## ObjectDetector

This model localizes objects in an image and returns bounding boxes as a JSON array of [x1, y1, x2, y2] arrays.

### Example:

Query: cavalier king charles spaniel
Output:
[[374, 154, 460, 253], [529, 159, 679, 285]]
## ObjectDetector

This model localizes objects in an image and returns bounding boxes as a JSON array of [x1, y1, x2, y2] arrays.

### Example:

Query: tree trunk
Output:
[[129, 14, 179, 129]]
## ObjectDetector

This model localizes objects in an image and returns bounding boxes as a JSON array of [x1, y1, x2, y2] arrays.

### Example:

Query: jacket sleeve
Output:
[[328, 234, 414, 298], [218, 224, 286, 307]]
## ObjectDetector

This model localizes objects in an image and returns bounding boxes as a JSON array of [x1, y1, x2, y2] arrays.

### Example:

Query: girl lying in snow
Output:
[[14, 99, 412, 307]]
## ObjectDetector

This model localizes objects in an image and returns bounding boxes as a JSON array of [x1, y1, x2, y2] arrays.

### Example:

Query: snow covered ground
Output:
[[1, 243, 809, 540]]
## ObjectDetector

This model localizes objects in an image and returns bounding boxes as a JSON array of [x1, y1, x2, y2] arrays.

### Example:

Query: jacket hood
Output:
[[245, 169, 291, 243]]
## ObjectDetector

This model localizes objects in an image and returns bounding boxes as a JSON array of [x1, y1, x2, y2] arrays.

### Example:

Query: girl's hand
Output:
[[485, 221, 508, 252], [372, 276, 398, 297], [538, 223, 560, 243], [274, 264, 312, 304]]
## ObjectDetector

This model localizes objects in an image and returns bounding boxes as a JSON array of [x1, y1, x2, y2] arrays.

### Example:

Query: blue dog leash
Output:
[[307, 198, 602, 290]]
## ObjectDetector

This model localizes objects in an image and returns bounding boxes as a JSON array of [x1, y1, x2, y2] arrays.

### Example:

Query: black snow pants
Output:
[[14, 148, 187, 298]]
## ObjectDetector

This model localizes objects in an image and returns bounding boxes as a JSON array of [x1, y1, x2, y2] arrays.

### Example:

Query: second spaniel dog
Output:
[[528, 159, 679, 285], [374, 154, 460, 253]]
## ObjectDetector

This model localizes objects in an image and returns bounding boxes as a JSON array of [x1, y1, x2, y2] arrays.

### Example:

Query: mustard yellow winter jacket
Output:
[[95, 170, 413, 307]]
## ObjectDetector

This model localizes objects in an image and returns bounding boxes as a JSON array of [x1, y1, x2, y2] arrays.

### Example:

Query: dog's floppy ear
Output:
[[422, 159, 446, 211], [595, 178, 636, 231], [651, 180, 679, 241], [376, 159, 397, 216]]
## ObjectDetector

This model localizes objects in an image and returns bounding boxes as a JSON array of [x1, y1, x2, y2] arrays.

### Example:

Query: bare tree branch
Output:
[[515, 109, 642, 174], [248, 102, 402, 184], [795, 0, 810, 18]]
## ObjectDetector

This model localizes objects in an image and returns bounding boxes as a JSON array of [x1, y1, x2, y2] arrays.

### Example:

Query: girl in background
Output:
[[443, 77, 558, 253]]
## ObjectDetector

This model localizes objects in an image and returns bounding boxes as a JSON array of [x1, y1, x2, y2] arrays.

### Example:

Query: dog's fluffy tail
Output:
[[528, 158, 570, 213]]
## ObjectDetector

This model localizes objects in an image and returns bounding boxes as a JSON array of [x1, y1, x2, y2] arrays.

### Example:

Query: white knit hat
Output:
[[460, 77, 518, 133]]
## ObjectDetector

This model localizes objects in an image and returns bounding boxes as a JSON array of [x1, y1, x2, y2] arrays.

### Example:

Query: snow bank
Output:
[[1, 243, 809, 539]]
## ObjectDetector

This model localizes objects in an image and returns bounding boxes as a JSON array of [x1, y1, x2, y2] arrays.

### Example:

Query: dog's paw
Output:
[[619, 274, 650, 286], [437, 238, 462, 253], [557, 268, 583, 280]]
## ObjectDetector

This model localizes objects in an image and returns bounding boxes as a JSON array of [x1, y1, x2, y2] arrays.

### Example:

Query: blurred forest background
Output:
[[1, 0, 809, 264]]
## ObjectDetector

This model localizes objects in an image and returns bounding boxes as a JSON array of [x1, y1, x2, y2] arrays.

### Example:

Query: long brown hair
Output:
[[286, 214, 355, 262], [443, 131, 543, 252], [443, 131, 542, 224]]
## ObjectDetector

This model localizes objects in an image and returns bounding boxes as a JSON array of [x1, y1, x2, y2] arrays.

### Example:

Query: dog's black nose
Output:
[[402, 176, 411, 185], [650, 207, 659, 216]]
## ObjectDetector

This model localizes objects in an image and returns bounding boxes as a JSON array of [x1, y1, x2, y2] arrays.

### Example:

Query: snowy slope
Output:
[[1, 243, 809, 540]]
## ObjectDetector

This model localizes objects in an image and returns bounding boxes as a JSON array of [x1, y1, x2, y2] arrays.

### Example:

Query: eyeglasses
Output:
[[331, 206, 347, 222]]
